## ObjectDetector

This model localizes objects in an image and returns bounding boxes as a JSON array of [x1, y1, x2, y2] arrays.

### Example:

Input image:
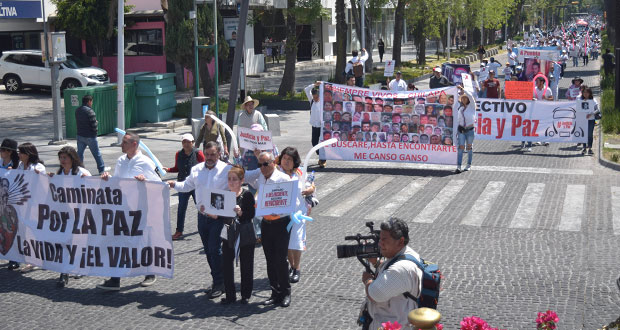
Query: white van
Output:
[[0, 50, 109, 93]]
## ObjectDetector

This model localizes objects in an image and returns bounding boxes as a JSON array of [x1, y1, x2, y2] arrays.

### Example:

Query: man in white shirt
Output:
[[533, 76, 553, 101], [487, 57, 503, 76], [168, 141, 231, 299], [97, 132, 162, 291], [245, 151, 294, 308], [362, 218, 422, 330], [388, 71, 408, 91], [305, 81, 325, 168], [344, 48, 368, 87]]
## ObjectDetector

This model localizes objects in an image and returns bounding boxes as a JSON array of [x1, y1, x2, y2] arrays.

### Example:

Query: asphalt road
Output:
[[0, 54, 619, 329]]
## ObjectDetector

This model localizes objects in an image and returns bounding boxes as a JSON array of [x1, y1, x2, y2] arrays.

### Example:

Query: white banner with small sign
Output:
[[384, 60, 395, 77], [255, 180, 298, 217], [197, 188, 237, 217], [238, 127, 274, 151]]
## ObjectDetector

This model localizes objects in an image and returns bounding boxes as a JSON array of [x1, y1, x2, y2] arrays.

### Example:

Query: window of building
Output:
[[86, 29, 163, 57]]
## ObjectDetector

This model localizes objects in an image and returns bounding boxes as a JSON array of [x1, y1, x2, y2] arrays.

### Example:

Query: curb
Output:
[[597, 123, 620, 171]]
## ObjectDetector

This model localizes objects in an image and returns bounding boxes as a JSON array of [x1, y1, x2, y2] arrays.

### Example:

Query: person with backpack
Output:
[[344, 48, 368, 88], [361, 218, 423, 330]]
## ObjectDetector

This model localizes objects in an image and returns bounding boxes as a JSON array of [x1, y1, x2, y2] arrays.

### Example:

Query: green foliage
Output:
[[53, 0, 109, 42], [164, 0, 229, 71], [290, 0, 329, 25]]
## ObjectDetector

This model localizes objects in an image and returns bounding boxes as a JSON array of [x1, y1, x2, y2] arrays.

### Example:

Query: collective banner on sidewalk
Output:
[[474, 99, 588, 143], [319, 82, 459, 165], [0, 170, 173, 278]]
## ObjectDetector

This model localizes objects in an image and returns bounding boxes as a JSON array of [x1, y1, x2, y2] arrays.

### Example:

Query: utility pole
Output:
[[192, 0, 199, 97], [116, 0, 125, 144], [447, 16, 450, 61], [225, 0, 249, 129]]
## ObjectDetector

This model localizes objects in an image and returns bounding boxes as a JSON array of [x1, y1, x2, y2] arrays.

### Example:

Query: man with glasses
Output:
[[168, 141, 231, 298], [245, 151, 294, 307]]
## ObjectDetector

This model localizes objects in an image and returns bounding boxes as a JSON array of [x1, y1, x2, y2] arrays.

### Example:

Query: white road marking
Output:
[[413, 180, 467, 223], [315, 174, 359, 199], [610, 187, 620, 235], [365, 178, 431, 220], [509, 183, 546, 229], [461, 181, 506, 226], [322, 176, 394, 217], [558, 185, 586, 231]]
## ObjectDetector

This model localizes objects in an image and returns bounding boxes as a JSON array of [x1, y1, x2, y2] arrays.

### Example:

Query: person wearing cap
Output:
[[75, 94, 109, 174], [305, 81, 327, 168], [164, 134, 205, 240], [502, 62, 513, 81], [533, 76, 553, 101], [429, 67, 451, 89], [388, 71, 407, 91], [0, 138, 20, 270], [196, 110, 228, 159], [97, 132, 162, 290], [566, 77, 583, 100], [168, 141, 231, 299], [237, 96, 268, 171], [481, 71, 501, 99]]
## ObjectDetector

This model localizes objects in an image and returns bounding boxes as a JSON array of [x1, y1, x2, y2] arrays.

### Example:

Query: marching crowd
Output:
[[0, 13, 608, 329], [1, 93, 317, 309]]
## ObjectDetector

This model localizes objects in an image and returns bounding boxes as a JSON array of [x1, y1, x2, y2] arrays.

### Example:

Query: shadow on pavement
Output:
[[0, 270, 275, 322]]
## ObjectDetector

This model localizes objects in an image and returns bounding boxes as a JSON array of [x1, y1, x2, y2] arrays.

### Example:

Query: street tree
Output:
[[335, 0, 348, 84], [391, 0, 409, 66], [277, 0, 326, 96], [350, 0, 386, 70], [52, 0, 131, 68], [165, 0, 228, 98]]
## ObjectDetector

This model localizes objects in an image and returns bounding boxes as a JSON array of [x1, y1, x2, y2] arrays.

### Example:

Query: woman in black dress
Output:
[[220, 165, 256, 305]]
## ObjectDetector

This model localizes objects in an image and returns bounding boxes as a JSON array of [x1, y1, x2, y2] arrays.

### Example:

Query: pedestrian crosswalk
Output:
[[310, 173, 620, 235]]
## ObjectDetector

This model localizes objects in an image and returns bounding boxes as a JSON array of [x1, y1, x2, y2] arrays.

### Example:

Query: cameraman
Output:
[[361, 218, 422, 330]]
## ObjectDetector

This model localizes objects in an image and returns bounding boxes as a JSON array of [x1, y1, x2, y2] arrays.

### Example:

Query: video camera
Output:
[[336, 222, 381, 275]]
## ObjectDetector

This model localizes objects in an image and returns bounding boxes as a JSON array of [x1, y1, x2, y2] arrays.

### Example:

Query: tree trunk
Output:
[[392, 0, 406, 66], [278, 0, 297, 96], [174, 63, 185, 91], [335, 0, 347, 84], [199, 55, 214, 98]]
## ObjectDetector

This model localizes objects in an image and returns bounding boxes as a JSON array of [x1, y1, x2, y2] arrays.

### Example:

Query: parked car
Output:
[[0, 50, 109, 93]]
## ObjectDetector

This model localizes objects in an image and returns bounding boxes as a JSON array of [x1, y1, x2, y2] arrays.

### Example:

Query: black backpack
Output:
[[384, 253, 441, 309]]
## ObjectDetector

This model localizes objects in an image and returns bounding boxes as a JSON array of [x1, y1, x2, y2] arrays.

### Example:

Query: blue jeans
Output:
[[582, 119, 595, 148], [176, 190, 196, 233], [457, 129, 475, 167], [197, 213, 224, 286], [77, 135, 105, 173], [572, 56, 579, 67], [521, 141, 532, 148]]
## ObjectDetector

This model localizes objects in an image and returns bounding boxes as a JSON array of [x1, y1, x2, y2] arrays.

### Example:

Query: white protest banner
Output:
[[197, 188, 236, 217], [473, 99, 588, 143], [238, 126, 274, 151], [384, 60, 395, 77], [255, 180, 298, 217], [0, 170, 173, 278], [517, 48, 560, 62], [461, 73, 474, 94], [319, 82, 458, 165]]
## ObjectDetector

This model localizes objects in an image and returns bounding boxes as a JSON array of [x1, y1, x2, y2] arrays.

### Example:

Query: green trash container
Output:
[[63, 83, 137, 138], [135, 73, 177, 123], [63, 86, 97, 138], [125, 71, 153, 84]]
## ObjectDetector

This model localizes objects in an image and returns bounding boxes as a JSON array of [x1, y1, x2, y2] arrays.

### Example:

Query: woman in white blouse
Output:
[[16, 142, 45, 273], [49, 146, 90, 287]]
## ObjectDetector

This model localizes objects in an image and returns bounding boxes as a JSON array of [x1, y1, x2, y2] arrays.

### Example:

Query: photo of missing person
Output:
[[211, 193, 225, 210], [343, 101, 354, 113]]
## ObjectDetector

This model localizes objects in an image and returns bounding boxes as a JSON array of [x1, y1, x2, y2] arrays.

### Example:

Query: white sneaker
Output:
[[464, 165, 471, 171], [20, 264, 39, 273], [104, 166, 111, 172], [527, 147, 532, 152]]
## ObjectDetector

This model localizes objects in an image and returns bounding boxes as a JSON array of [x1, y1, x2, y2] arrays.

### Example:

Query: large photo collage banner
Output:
[[319, 83, 459, 164]]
